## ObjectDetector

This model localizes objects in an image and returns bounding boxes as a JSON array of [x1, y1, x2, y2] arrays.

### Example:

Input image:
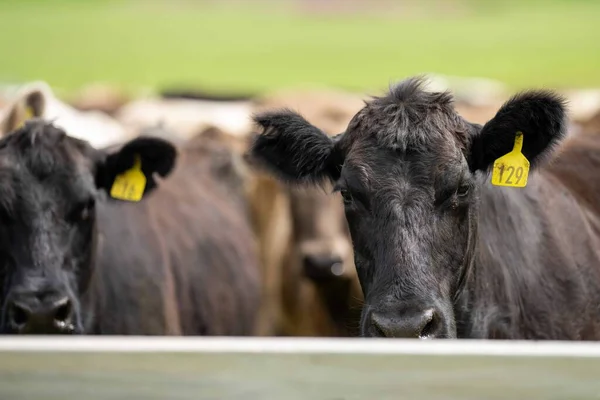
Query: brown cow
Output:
[[0, 118, 260, 335], [575, 109, 600, 137], [209, 139, 364, 337], [0, 81, 131, 149], [250, 76, 600, 340], [247, 88, 365, 337], [68, 83, 131, 116], [283, 183, 363, 336]]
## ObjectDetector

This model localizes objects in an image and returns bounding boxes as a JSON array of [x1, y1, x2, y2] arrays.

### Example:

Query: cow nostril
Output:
[[419, 309, 437, 339], [53, 298, 72, 323], [330, 261, 344, 276], [370, 308, 441, 338], [10, 302, 30, 327], [303, 254, 344, 279]]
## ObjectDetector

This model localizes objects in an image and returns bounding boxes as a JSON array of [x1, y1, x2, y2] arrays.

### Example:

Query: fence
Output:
[[1, 337, 599, 400]]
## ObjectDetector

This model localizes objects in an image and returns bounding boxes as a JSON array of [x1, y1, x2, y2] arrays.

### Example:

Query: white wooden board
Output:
[[0, 337, 599, 400]]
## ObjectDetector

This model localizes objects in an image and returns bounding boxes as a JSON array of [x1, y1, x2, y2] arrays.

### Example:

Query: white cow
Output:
[[115, 96, 254, 141], [0, 81, 130, 148]]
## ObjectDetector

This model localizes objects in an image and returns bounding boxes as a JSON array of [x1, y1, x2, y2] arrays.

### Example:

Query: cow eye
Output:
[[340, 189, 353, 205], [456, 185, 470, 198], [71, 198, 96, 223], [82, 199, 96, 220]]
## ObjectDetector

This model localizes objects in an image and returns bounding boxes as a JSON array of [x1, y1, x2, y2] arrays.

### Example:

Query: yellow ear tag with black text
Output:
[[109, 155, 147, 201], [491, 132, 530, 188]]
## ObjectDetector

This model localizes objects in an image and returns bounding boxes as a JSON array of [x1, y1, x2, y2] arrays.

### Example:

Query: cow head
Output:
[[249, 77, 566, 338], [288, 185, 354, 283], [0, 81, 127, 149], [0, 119, 176, 334]]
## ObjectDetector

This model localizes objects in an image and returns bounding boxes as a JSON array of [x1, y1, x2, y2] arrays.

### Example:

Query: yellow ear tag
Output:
[[24, 106, 34, 120], [109, 155, 147, 202], [15, 106, 35, 130], [491, 132, 530, 188]]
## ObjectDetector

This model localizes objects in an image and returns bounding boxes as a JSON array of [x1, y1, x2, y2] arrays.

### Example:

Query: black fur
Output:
[[96, 136, 177, 197], [0, 119, 261, 335], [469, 90, 567, 172], [250, 109, 339, 184], [0, 119, 178, 334]]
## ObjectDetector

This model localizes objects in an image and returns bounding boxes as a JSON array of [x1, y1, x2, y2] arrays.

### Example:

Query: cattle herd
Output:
[[0, 76, 599, 340]]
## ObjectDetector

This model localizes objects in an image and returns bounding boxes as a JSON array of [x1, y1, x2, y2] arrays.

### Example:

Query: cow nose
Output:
[[7, 295, 74, 334], [370, 308, 438, 338], [303, 254, 345, 280]]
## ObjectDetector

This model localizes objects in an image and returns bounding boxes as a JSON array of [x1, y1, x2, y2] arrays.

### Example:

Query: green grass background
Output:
[[0, 0, 598, 95]]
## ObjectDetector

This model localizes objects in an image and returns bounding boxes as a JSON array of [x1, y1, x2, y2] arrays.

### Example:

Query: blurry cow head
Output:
[[252, 89, 364, 290], [289, 184, 354, 283], [0, 119, 176, 334], [0, 81, 128, 148]]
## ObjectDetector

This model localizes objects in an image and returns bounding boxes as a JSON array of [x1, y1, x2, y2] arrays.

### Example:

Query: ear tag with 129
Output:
[[110, 154, 147, 202], [491, 131, 530, 188]]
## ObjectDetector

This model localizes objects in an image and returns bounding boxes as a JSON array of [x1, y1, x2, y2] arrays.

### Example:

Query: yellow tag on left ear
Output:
[[15, 106, 35, 130], [491, 132, 530, 188], [109, 155, 147, 202], [24, 106, 34, 120]]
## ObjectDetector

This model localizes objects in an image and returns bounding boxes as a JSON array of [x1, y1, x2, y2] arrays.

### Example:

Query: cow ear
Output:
[[0, 85, 47, 135], [468, 90, 567, 172], [95, 136, 177, 201], [249, 109, 342, 185]]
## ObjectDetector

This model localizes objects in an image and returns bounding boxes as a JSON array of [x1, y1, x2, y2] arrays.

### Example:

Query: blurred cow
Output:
[[248, 88, 366, 337], [578, 110, 600, 136], [0, 115, 261, 335], [0, 81, 130, 149], [563, 89, 600, 136], [68, 83, 131, 116], [115, 93, 253, 141], [107, 86, 365, 336]]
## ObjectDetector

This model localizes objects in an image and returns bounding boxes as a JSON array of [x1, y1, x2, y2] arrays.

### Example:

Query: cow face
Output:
[[249, 77, 566, 339], [288, 185, 354, 283], [0, 119, 176, 334]]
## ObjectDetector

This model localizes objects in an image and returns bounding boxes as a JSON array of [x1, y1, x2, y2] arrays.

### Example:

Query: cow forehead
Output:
[[343, 138, 464, 188], [0, 173, 91, 219], [2, 147, 82, 181], [289, 186, 347, 233], [339, 84, 470, 156], [0, 149, 94, 215], [1, 121, 93, 175]]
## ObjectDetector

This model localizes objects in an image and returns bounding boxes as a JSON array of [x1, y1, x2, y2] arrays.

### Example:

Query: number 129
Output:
[[498, 165, 524, 185]]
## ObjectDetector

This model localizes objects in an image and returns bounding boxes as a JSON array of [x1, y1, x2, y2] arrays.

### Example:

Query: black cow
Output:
[[0, 119, 261, 335], [249, 76, 600, 340]]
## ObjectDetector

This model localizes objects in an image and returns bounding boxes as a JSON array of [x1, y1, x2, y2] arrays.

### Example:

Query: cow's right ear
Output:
[[249, 109, 341, 185], [95, 136, 178, 201]]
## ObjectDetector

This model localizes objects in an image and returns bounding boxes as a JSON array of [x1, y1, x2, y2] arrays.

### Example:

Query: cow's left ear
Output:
[[95, 136, 177, 201], [0, 85, 47, 135], [249, 109, 343, 185], [468, 90, 567, 172]]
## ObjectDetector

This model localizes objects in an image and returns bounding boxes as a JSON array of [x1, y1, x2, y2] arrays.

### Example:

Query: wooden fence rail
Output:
[[1, 337, 599, 400]]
